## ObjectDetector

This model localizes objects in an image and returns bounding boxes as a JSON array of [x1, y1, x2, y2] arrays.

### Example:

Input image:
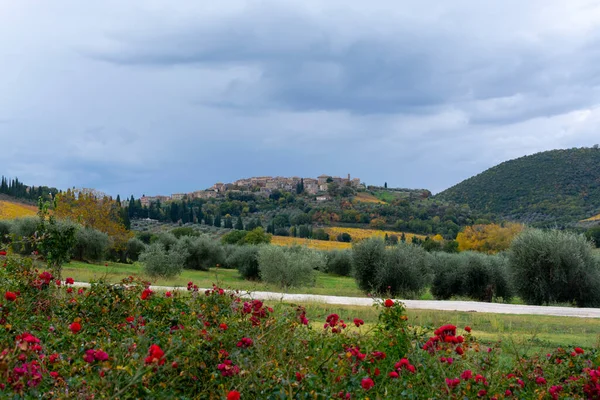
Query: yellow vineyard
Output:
[[0, 201, 37, 220], [352, 192, 386, 204], [324, 227, 425, 243], [271, 236, 352, 250]]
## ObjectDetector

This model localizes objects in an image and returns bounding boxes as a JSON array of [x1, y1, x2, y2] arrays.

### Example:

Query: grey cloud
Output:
[[84, 2, 600, 122]]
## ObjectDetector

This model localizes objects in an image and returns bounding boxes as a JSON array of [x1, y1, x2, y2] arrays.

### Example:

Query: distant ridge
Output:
[[435, 147, 600, 226]]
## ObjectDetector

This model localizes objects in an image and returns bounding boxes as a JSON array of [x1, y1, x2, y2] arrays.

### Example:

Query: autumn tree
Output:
[[53, 189, 133, 251], [456, 223, 524, 254]]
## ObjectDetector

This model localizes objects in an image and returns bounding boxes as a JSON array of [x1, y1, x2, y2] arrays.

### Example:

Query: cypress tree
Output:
[[235, 216, 244, 230]]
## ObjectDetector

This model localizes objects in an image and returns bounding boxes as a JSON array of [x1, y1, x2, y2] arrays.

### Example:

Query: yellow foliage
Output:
[[456, 223, 524, 254], [271, 236, 351, 250], [324, 227, 425, 243], [0, 201, 37, 220], [582, 213, 600, 222], [54, 189, 133, 250], [432, 234, 444, 242]]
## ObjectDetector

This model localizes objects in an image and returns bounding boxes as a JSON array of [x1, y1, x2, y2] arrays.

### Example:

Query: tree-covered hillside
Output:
[[436, 147, 600, 226]]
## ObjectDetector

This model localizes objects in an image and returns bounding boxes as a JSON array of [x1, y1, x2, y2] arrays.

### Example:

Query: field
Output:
[[352, 192, 386, 204], [324, 226, 426, 242], [271, 235, 352, 250], [64, 260, 364, 297], [0, 200, 37, 219]]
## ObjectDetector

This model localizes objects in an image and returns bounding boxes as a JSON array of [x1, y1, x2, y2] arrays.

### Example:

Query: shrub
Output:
[[312, 229, 329, 241], [324, 250, 353, 276], [152, 232, 178, 251], [240, 227, 271, 245], [136, 232, 153, 244], [509, 229, 600, 307], [126, 237, 146, 262], [221, 230, 248, 245], [9, 217, 38, 255], [585, 226, 600, 248], [139, 242, 186, 278], [170, 227, 200, 239], [352, 238, 386, 292], [337, 232, 352, 242], [177, 236, 225, 271], [228, 245, 261, 280], [375, 243, 429, 298], [0, 220, 11, 244], [73, 227, 110, 262], [258, 245, 324, 288], [430, 253, 463, 300]]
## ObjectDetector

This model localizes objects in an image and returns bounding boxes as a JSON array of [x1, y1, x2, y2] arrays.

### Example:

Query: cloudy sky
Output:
[[2, 0, 600, 197]]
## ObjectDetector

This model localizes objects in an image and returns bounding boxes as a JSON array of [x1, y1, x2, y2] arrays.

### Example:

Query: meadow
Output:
[[271, 235, 352, 250]]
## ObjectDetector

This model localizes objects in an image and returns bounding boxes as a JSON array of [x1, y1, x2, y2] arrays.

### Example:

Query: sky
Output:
[[2, 0, 600, 197]]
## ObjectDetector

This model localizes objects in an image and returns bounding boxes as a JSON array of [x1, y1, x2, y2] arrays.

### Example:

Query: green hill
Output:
[[436, 147, 600, 226]]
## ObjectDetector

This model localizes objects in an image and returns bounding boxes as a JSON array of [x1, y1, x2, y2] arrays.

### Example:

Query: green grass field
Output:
[[64, 261, 600, 352], [64, 261, 364, 297], [277, 302, 600, 353]]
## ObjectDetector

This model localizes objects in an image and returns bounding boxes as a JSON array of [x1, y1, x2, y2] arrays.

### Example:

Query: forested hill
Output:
[[435, 147, 600, 226]]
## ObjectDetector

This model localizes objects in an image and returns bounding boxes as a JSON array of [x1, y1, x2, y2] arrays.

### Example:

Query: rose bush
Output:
[[0, 253, 597, 398]]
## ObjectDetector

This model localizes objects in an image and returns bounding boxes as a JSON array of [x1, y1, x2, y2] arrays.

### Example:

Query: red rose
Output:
[[145, 344, 165, 365], [384, 299, 394, 307], [4, 291, 17, 302], [389, 371, 399, 378], [65, 277, 74, 285], [464, 326, 471, 333], [353, 318, 364, 327], [227, 391, 241, 400], [69, 322, 81, 334], [361, 377, 375, 390], [0, 251, 6, 256], [141, 288, 153, 300], [575, 347, 584, 354], [165, 291, 172, 297], [219, 323, 228, 331]]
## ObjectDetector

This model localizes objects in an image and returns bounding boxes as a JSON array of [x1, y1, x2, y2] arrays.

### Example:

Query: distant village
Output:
[[137, 174, 364, 207]]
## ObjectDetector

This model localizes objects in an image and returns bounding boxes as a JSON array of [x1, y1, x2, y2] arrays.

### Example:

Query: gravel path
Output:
[[72, 281, 600, 318]]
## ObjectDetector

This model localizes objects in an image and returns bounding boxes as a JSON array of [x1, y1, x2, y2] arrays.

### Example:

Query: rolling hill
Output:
[[436, 147, 600, 226], [0, 199, 38, 219]]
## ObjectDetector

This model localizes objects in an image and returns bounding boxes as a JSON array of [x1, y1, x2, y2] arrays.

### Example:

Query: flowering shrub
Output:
[[0, 254, 597, 398]]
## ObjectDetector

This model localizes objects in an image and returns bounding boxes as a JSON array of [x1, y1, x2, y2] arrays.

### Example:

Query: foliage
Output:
[[0, 220, 11, 244], [429, 252, 512, 302], [0, 257, 597, 398], [227, 245, 261, 280], [176, 236, 225, 271], [221, 230, 248, 245], [73, 227, 110, 262], [8, 217, 38, 255], [375, 243, 430, 297], [152, 232, 178, 251], [336, 232, 352, 242], [125, 237, 146, 262], [324, 250, 353, 276], [437, 147, 600, 225], [509, 229, 600, 306], [585, 225, 600, 248], [351, 238, 386, 292], [139, 242, 186, 278], [258, 245, 323, 288], [240, 227, 271, 245], [54, 189, 133, 250], [456, 223, 524, 253], [170, 226, 200, 238], [36, 202, 78, 278], [324, 227, 425, 244]]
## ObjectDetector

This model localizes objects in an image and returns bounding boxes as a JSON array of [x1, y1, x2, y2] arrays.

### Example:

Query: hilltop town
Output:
[[138, 174, 363, 207]]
